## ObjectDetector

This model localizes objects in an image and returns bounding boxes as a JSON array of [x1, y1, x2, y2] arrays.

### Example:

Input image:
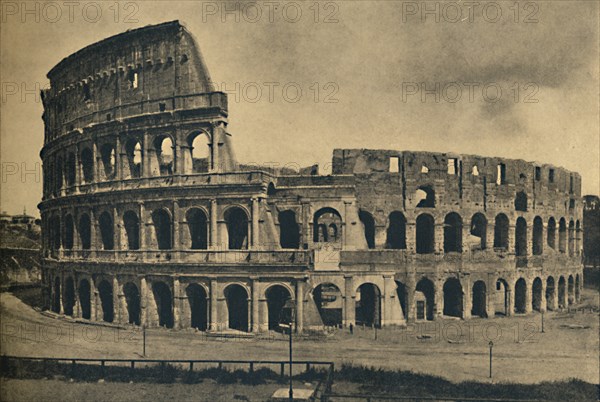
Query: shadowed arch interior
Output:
[[224, 207, 248, 250], [186, 208, 208, 250], [79, 214, 91, 249], [186, 284, 208, 330], [152, 281, 173, 328], [98, 280, 114, 323], [494, 214, 509, 250], [359, 210, 376, 249], [444, 213, 463, 253], [416, 278, 434, 320], [152, 209, 172, 250], [78, 279, 91, 319], [386, 212, 406, 249], [443, 278, 463, 317], [471, 280, 487, 318], [266, 285, 292, 330], [98, 211, 114, 250], [278, 210, 300, 249], [63, 277, 75, 316], [224, 284, 249, 331], [514, 278, 527, 314], [312, 283, 342, 326], [355, 283, 381, 327], [123, 211, 140, 250], [123, 282, 141, 325], [416, 214, 435, 254]]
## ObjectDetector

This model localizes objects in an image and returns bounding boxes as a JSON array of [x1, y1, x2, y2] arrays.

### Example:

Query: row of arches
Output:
[[47, 206, 249, 251], [44, 131, 215, 196], [52, 278, 295, 332]]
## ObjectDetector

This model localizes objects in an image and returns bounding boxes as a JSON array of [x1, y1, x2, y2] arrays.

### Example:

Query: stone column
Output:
[[173, 201, 181, 250], [486, 222, 495, 250], [462, 276, 471, 319], [343, 201, 352, 248], [211, 123, 220, 172], [406, 274, 416, 322], [343, 276, 355, 327], [301, 202, 311, 248], [209, 279, 218, 330], [142, 132, 151, 177], [173, 277, 181, 329], [89, 209, 97, 251], [210, 199, 218, 249], [251, 279, 260, 332], [115, 136, 122, 181], [540, 279, 547, 312], [259, 298, 269, 332], [434, 278, 444, 318], [486, 277, 495, 318], [505, 288, 513, 316], [113, 206, 120, 255], [140, 277, 148, 327], [113, 276, 122, 323], [406, 222, 416, 253], [526, 223, 533, 257], [90, 279, 97, 322], [296, 280, 304, 334], [74, 145, 81, 191], [508, 224, 516, 254], [251, 198, 260, 249], [139, 203, 146, 250], [434, 223, 444, 254]]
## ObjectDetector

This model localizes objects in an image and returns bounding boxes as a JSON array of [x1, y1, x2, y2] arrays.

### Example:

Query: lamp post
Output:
[[283, 298, 296, 401], [488, 341, 494, 379]]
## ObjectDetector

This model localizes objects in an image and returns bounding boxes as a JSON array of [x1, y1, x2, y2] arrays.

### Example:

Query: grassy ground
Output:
[[2, 288, 598, 384]]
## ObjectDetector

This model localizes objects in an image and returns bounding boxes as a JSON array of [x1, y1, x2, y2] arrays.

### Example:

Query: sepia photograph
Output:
[[1, 1, 599, 400]]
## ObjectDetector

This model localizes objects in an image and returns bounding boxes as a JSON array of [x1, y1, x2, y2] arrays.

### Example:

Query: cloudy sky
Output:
[[1, 0, 598, 216]]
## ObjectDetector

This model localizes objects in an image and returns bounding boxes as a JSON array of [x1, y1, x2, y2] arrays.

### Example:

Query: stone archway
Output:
[[224, 284, 249, 332], [471, 280, 487, 318], [355, 283, 381, 327]]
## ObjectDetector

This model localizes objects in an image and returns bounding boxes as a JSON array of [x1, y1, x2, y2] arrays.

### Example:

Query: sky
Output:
[[1, 0, 599, 217]]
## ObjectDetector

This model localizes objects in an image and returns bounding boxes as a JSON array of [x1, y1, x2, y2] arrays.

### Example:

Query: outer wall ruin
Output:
[[40, 21, 584, 332]]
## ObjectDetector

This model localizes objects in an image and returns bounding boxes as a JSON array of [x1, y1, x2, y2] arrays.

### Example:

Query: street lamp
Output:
[[488, 341, 494, 379], [282, 298, 296, 401]]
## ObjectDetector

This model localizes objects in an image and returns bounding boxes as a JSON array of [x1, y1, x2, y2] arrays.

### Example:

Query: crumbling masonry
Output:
[[40, 21, 584, 332]]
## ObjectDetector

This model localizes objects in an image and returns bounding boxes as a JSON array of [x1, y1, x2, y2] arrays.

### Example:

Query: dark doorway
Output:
[[416, 278, 435, 320], [470, 213, 487, 250], [313, 283, 342, 326], [63, 277, 75, 316], [545, 277, 556, 311], [494, 214, 509, 250], [79, 214, 91, 249], [279, 210, 300, 249], [98, 280, 114, 323], [152, 209, 172, 250], [78, 279, 91, 319], [355, 283, 381, 327], [99, 212, 114, 250], [52, 277, 61, 313], [532, 278, 542, 312], [558, 276, 566, 307], [514, 278, 527, 314], [416, 214, 435, 254], [444, 213, 463, 253], [225, 208, 248, 250], [495, 279, 510, 316], [471, 280, 487, 318], [386, 212, 406, 249], [359, 210, 376, 249], [152, 282, 173, 328], [187, 208, 208, 250], [124, 282, 141, 325], [225, 284, 249, 331], [515, 217, 527, 256], [532, 217, 543, 255], [266, 285, 292, 330], [443, 278, 463, 317], [186, 284, 208, 330], [123, 211, 140, 250]]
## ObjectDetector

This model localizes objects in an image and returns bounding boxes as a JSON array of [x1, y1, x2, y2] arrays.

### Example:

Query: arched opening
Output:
[[494, 214, 509, 250], [78, 279, 91, 319], [100, 143, 116, 180], [567, 275, 574, 304], [471, 280, 487, 318], [186, 284, 208, 331], [558, 218, 567, 253], [532, 278, 543, 312], [558, 276, 566, 308], [224, 207, 248, 250], [575, 221, 581, 255], [515, 191, 528, 211], [98, 280, 114, 323], [359, 210, 376, 249], [313, 208, 342, 243], [152, 282, 174, 328], [98, 211, 114, 250], [514, 278, 527, 314], [495, 279, 510, 316], [386, 212, 406, 249], [443, 278, 463, 317], [416, 278, 435, 320], [515, 217, 527, 257], [55, 157, 63, 192], [568, 220, 575, 257], [415, 185, 435, 208], [547, 218, 556, 249], [395, 281, 408, 319], [152, 209, 172, 250], [546, 277, 556, 311], [444, 213, 463, 253], [279, 210, 300, 249], [52, 277, 61, 313], [470, 213, 487, 250], [224, 284, 249, 331], [355, 283, 381, 327], [186, 208, 208, 250], [80, 148, 94, 183], [312, 283, 342, 326], [125, 139, 142, 178], [123, 283, 141, 325], [532, 216, 543, 255], [63, 214, 74, 250], [50, 216, 61, 250], [155, 136, 174, 176], [79, 214, 91, 249], [63, 277, 75, 316], [416, 214, 435, 254], [190, 132, 210, 173], [575, 274, 581, 301], [65, 152, 76, 187], [123, 211, 140, 250], [266, 285, 292, 330]]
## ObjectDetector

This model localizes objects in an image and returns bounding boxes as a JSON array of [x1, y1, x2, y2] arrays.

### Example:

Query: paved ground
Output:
[[1, 289, 598, 385]]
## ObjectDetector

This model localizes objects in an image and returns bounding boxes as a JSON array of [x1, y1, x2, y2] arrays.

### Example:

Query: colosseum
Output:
[[39, 21, 584, 333]]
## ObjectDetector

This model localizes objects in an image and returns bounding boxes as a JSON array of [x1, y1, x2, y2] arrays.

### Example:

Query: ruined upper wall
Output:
[[332, 149, 582, 218], [41, 21, 221, 144]]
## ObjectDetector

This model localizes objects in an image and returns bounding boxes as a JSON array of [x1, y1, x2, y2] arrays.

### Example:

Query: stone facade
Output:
[[39, 21, 584, 332]]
